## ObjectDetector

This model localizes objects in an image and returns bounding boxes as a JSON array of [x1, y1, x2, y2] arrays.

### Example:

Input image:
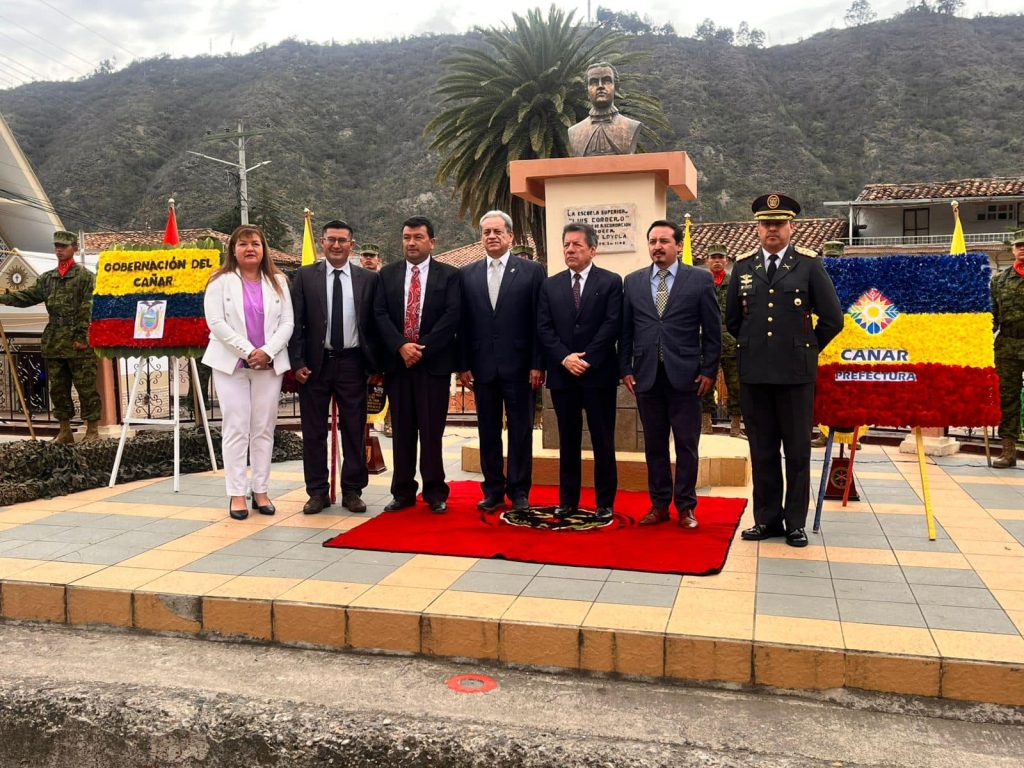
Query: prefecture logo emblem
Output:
[[849, 288, 899, 335]]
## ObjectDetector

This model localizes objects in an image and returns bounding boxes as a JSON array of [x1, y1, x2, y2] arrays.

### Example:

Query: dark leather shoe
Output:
[[638, 506, 670, 525], [251, 496, 276, 515], [678, 508, 698, 529], [593, 507, 613, 521], [384, 497, 415, 513], [429, 500, 448, 514], [510, 495, 530, 512], [341, 493, 367, 514], [302, 495, 331, 515], [741, 523, 785, 541], [229, 502, 248, 521], [786, 527, 809, 547], [477, 496, 505, 512], [554, 505, 578, 518]]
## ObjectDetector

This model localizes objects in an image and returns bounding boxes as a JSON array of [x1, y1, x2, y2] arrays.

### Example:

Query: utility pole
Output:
[[188, 121, 271, 225]]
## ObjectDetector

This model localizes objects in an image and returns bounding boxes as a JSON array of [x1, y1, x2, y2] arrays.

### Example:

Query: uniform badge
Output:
[[767, 194, 780, 209], [740, 274, 753, 287]]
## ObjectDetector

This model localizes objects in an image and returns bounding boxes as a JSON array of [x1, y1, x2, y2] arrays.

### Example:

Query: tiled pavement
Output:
[[1, 429, 1023, 706]]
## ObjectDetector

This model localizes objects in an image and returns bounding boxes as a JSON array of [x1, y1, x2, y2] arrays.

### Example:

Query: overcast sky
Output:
[[0, 0, 1017, 87]]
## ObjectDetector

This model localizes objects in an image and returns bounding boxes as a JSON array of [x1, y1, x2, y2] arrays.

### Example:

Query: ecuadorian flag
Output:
[[814, 252, 1000, 428]]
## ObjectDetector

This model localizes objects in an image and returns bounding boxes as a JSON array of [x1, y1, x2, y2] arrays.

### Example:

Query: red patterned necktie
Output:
[[404, 265, 421, 341]]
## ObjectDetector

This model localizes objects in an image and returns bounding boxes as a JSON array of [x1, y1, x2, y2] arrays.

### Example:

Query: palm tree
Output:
[[426, 5, 667, 264]]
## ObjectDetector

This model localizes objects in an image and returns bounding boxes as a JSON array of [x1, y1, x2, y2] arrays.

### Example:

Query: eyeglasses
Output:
[[323, 237, 351, 245]]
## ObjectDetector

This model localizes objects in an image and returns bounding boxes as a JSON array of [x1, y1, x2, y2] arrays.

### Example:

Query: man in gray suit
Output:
[[289, 219, 380, 515], [620, 220, 721, 528]]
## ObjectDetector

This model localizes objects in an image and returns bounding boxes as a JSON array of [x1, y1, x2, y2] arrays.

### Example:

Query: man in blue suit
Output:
[[620, 220, 721, 528], [458, 210, 546, 512], [537, 222, 623, 518]]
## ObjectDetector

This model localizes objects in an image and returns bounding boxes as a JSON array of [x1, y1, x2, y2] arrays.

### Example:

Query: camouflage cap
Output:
[[1011, 230, 1024, 246], [706, 243, 729, 258], [358, 243, 380, 256], [822, 240, 845, 257], [53, 230, 78, 246], [511, 244, 534, 257]]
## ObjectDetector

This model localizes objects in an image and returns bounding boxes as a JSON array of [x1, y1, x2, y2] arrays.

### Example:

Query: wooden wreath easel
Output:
[[0, 319, 36, 439], [109, 356, 217, 491]]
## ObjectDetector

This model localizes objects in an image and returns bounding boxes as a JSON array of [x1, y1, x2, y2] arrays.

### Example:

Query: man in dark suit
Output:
[[289, 220, 380, 515], [374, 216, 461, 513], [620, 220, 721, 529], [537, 222, 623, 518], [725, 194, 843, 547], [458, 210, 546, 512]]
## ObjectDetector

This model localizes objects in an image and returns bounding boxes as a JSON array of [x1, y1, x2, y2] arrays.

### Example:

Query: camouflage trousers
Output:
[[996, 355, 1024, 441], [46, 356, 101, 422], [702, 357, 740, 417]]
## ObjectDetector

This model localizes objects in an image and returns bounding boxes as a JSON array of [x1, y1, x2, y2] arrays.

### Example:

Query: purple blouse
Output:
[[240, 278, 266, 367]]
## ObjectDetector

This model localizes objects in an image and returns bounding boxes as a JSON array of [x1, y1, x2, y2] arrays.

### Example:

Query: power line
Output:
[[32, 0, 139, 60], [0, 29, 82, 77], [0, 12, 97, 69], [0, 51, 41, 82]]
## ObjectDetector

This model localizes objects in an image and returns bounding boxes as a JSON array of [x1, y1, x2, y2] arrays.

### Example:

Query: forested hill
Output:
[[1, 11, 1022, 257]]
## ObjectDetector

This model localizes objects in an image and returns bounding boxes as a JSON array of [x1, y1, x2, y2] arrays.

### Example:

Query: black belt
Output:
[[324, 347, 362, 359], [999, 327, 1024, 339]]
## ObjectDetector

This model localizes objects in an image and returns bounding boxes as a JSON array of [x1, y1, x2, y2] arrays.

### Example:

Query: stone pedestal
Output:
[[898, 427, 960, 456], [511, 152, 697, 452]]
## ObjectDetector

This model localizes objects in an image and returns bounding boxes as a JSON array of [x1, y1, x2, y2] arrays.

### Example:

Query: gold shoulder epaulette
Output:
[[795, 245, 818, 258], [735, 247, 759, 262]]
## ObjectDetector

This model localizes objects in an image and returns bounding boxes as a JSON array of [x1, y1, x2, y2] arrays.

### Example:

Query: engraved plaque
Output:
[[564, 203, 637, 253]]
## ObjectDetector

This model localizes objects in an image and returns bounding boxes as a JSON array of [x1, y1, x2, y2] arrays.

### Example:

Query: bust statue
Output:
[[567, 62, 642, 157]]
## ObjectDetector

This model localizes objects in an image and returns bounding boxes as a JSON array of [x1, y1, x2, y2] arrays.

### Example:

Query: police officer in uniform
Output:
[[992, 229, 1024, 468], [726, 195, 843, 546], [0, 230, 102, 443], [701, 243, 742, 437]]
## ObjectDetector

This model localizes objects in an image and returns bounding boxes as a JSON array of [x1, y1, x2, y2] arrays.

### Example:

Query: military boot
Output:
[[730, 415, 742, 438], [701, 413, 713, 435], [53, 421, 74, 445], [993, 437, 1018, 469], [82, 420, 100, 443]]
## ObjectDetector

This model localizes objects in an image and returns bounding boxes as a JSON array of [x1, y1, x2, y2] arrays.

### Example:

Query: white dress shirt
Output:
[[324, 260, 359, 349]]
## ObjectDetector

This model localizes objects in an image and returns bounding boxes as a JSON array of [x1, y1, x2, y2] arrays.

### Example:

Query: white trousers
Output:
[[213, 367, 283, 497]]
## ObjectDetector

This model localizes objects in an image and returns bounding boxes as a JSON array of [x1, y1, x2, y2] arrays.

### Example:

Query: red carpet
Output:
[[324, 481, 747, 576]]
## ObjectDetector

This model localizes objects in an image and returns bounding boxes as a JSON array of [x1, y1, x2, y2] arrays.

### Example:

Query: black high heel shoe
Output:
[[251, 495, 276, 515], [229, 500, 249, 520]]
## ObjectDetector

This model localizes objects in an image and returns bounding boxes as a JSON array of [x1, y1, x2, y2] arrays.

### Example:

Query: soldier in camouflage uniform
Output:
[[0, 230, 101, 443], [991, 229, 1024, 468], [701, 243, 742, 437]]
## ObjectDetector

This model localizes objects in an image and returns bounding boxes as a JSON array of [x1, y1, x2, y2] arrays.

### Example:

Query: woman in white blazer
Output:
[[203, 225, 294, 520]]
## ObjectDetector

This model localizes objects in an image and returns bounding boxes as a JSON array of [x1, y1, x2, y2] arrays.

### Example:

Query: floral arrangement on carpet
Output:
[[815, 252, 1000, 428], [89, 244, 219, 358]]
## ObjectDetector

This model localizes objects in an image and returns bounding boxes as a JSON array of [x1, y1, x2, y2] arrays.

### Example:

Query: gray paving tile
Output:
[[137, 519, 211, 536], [900, 566, 985, 588], [311, 561, 397, 584], [595, 581, 676, 608], [756, 593, 838, 621], [58, 543, 146, 565], [522, 576, 603, 601], [837, 599, 926, 628], [306, 530, 343, 543], [277, 542, 350, 562], [920, 604, 1019, 635], [179, 553, 269, 575], [833, 579, 915, 603], [998, 520, 1024, 546], [44, 527, 122, 545], [758, 558, 831, 578], [250, 526, 328, 542], [816, 521, 883, 536], [911, 584, 1000, 609], [244, 558, 327, 579], [757, 574, 834, 598], [821, 532, 891, 550], [536, 565, 611, 581], [469, 559, 543, 576], [886, 536, 959, 553], [217, 538, 298, 558], [33, 511, 105, 526], [0, 539, 32, 554], [3, 540, 81, 560], [827, 563, 905, 583], [104, 531, 183, 549], [84, 514, 156, 531], [607, 569, 682, 587], [344, 550, 415, 566], [0, 524, 73, 541], [449, 571, 531, 596]]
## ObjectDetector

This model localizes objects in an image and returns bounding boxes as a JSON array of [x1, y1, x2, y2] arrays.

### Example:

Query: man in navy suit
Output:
[[620, 220, 721, 528], [537, 222, 623, 518], [458, 210, 546, 512], [289, 220, 381, 516], [374, 216, 461, 514]]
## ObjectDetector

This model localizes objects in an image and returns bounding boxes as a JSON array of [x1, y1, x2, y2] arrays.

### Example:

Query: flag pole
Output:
[[914, 427, 937, 540], [682, 213, 693, 265]]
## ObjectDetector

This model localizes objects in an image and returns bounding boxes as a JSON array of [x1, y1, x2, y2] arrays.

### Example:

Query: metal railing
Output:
[[843, 231, 1012, 247]]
